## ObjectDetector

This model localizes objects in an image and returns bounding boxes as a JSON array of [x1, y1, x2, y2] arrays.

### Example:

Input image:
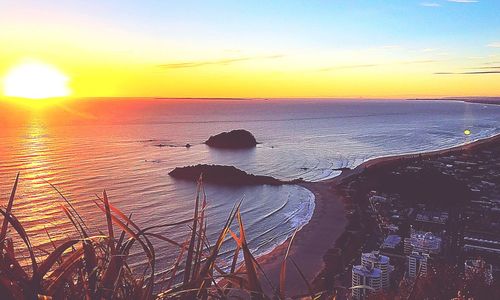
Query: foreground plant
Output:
[[0, 174, 320, 299]]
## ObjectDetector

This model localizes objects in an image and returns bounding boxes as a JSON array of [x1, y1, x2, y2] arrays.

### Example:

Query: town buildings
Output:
[[408, 251, 429, 278], [351, 265, 382, 300], [352, 251, 393, 299]]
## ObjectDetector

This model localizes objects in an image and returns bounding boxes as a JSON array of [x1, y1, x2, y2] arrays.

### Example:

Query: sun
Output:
[[2, 60, 71, 99]]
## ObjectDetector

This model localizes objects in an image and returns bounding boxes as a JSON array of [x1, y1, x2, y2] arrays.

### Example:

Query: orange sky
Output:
[[1, 1, 499, 99]]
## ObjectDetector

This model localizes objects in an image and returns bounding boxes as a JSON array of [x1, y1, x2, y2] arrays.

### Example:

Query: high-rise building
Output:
[[361, 251, 392, 289], [351, 265, 382, 300], [405, 231, 442, 254], [404, 237, 413, 255], [408, 251, 429, 278]]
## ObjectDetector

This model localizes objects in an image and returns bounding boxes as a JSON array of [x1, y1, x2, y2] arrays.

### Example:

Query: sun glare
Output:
[[2, 61, 71, 99]]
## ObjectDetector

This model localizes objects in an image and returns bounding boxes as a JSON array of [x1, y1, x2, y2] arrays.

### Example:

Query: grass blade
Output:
[[290, 257, 315, 299], [236, 210, 264, 299], [103, 190, 116, 254], [192, 186, 207, 279], [36, 239, 80, 280], [279, 229, 297, 300], [0, 173, 19, 247], [0, 209, 38, 274], [183, 175, 203, 287], [195, 199, 242, 294]]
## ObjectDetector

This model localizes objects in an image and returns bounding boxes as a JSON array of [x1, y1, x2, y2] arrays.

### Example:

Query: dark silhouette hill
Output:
[[169, 164, 283, 185]]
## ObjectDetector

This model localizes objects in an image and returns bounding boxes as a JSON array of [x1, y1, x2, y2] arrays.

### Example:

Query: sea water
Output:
[[1, 98, 499, 276]]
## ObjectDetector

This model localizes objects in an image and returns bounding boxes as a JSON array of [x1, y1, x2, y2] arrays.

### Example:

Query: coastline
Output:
[[255, 179, 347, 297], [255, 132, 500, 297], [408, 97, 500, 106]]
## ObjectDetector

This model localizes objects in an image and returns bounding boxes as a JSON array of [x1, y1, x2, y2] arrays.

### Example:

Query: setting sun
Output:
[[2, 60, 70, 99]]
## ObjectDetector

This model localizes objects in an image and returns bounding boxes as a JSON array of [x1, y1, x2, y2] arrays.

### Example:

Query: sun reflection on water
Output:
[[11, 117, 72, 255]]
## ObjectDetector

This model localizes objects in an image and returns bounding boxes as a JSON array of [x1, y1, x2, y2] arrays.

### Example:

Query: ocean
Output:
[[1, 98, 499, 279]]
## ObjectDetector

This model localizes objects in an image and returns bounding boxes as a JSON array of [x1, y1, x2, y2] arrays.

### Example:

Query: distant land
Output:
[[409, 97, 500, 106]]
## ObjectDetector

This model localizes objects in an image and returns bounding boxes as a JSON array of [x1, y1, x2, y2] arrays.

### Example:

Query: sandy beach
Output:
[[257, 133, 500, 297], [255, 179, 347, 297]]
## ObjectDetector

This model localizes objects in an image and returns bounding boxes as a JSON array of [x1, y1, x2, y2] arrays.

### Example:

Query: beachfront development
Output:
[[327, 135, 500, 299]]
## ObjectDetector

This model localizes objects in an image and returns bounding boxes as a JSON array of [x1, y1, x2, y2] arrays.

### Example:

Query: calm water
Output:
[[1, 98, 499, 278]]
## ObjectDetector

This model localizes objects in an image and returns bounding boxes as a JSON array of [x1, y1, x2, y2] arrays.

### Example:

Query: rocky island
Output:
[[205, 129, 258, 149], [169, 164, 303, 185]]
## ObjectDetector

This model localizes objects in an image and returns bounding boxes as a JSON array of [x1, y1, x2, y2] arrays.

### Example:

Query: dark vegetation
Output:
[[364, 167, 470, 208], [205, 130, 258, 149], [410, 262, 500, 299], [0, 174, 320, 299]]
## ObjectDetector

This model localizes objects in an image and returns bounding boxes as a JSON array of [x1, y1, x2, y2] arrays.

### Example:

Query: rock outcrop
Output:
[[205, 129, 258, 149]]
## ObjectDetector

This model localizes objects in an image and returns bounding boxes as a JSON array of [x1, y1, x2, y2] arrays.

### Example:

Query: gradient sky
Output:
[[1, 0, 499, 98]]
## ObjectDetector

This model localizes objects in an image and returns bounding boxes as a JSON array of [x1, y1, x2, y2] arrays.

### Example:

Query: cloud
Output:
[[420, 2, 441, 7], [319, 59, 438, 72], [487, 42, 500, 48], [436, 64, 500, 74], [440, 62, 500, 75], [447, 0, 478, 3], [435, 71, 500, 74], [158, 55, 284, 69]]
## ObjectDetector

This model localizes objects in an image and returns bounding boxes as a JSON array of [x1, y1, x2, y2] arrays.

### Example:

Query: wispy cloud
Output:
[[435, 71, 500, 74], [319, 59, 438, 72], [158, 55, 284, 69], [420, 2, 441, 7], [436, 63, 500, 75], [447, 0, 478, 3], [487, 42, 500, 48]]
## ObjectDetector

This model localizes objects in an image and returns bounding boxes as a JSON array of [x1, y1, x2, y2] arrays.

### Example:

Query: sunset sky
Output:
[[1, 0, 499, 98]]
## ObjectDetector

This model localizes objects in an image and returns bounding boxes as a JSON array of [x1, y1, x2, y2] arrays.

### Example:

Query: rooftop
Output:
[[362, 251, 390, 264], [381, 235, 402, 249], [415, 211, 448, 225], [410, 231, 442, 251], [352, 265, 382, 278]]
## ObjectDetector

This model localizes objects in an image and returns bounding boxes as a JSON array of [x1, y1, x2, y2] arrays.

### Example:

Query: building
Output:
[[464, 259, 493, 285], [369, 195, 388, 203], [405, 231, 442, 255], [404, 237, 413, 255], [351, 265, 382, 300], [408, 251, 429, 279], [462, 233, 500, 258], [381, 235, 401, 250], [415, 211, 449, 225], [361, 251, 392, 289]]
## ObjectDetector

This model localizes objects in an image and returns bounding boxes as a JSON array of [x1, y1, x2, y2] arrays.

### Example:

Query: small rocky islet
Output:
[[170, 130, 304, 185], [204, 129, 258, 149]]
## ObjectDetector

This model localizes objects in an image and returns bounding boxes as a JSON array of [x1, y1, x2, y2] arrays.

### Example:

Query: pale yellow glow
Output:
[[2, 61, 71, 99]]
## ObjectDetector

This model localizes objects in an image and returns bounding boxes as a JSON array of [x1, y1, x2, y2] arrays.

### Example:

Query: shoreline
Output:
[[407, 97, 500, 106], [253, 179, 347, 297], [255, 132, 500, 297]]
